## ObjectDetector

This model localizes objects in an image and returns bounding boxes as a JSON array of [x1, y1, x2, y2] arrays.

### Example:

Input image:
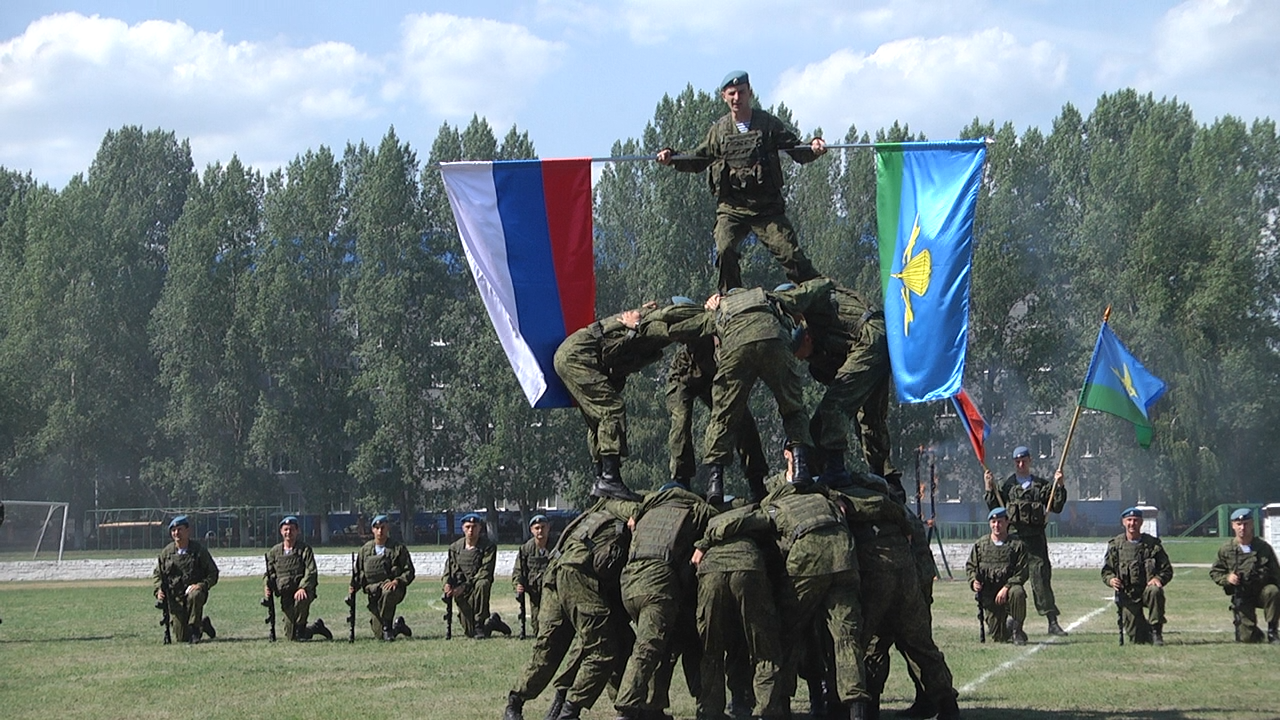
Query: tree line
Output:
[[0, 86, 1276, 545]]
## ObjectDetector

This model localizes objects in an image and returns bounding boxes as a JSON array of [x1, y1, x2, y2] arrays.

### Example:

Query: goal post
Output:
[[0, 500, 71, 562]]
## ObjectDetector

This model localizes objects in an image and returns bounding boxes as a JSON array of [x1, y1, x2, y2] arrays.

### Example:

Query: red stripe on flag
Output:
[[952, 388, 988, 466], [541, 158, 596, 334]]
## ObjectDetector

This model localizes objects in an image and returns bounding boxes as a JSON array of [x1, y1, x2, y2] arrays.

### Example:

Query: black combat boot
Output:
[[393, 616, 413, 638], [543, 689, 566, 720], [504, 691, 526, 720], [309, 618, 333, 640], [1151, 623, 1164, 646], [1269, 624, 1279, 645], [818, 450, 853, 489], [849, 700, 871, 720], [705, 464, 725, 506], [1011, 617, 1027, 646], [556, 699, 584, 720], [486, 612, 512, 636], [790, 444, 814, 486], [382, 622, 396, 641], [935, 694, 961, 720], [293, 622, 312, 641], [746, 474, 767, 503], [1047, 614, 1068, 637], [671, 475, 693, 491], [201, 616, 216, 640], [898, 694, 937, 718], [592, 455, 641, 501]]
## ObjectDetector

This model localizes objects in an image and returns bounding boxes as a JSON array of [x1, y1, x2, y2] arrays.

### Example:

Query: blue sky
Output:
[[2, 0, 1276, 187]]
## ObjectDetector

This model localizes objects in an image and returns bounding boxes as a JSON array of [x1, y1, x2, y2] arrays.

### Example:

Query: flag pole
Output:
[[1048, 305, 1112, 513]]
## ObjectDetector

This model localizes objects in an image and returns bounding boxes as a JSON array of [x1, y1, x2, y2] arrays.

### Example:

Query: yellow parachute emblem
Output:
[[1112, 363, 1139, 399], [890, 213, 931, 336]]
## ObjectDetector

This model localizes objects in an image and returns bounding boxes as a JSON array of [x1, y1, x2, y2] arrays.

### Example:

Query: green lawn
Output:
[[0, 567, 1274, 719]]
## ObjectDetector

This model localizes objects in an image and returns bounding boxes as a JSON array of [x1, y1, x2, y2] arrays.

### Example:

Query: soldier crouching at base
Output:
[[265, 515, 331, 641], [153, 514, 220, 643], [444, 512, 509, 639], [1102, 507, 1172, 645], [966, 507, 1029, 646], [1210, 507, 1280, 643], [352, 514, 415, 641]]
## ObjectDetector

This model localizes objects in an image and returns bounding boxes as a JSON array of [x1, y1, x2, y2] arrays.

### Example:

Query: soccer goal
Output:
[[0, 500, 71, 562]]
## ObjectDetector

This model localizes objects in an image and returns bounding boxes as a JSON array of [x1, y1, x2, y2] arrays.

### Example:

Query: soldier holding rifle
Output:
[[351, 514, 415, 641], [1210, 507, 1280, 644], [966, 507, 1029, 645], [264, 515, 331, 641], [514, 513, 553, 639], [152, 515, 219, 643], [1101, 507, 1172, 645]]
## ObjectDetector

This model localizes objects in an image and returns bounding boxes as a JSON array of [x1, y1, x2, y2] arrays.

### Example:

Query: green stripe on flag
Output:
[[1080, 382, 1155, 446], [875, 144, 904, 305]]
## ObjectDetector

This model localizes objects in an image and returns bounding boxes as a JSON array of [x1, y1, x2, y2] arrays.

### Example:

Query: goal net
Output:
[[0, 500, 71, 562]]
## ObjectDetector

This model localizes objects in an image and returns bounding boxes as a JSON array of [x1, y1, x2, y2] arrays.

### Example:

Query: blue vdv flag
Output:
[[876, 140, 986, 403]]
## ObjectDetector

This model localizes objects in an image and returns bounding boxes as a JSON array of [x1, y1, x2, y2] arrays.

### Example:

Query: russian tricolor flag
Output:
[[950, 387, 989, 467], [441, 159, 596, 408]]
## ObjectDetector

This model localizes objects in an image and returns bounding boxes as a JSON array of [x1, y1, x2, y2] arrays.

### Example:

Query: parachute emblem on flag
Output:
[[891, 213, 931, 336], [1113, 364, 1139, 399]]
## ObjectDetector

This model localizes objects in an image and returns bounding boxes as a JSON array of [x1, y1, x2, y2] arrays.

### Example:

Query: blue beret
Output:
[[371, 514, 390, 526], [671, 295, 697, 307], [988, 507, 1008, 520], [168, 515, 189, 530], [461, 513, 483, 525], [280, 515, 300, 527], [774, 282, 797, 292], [1121, 507, 1142, 519], [1012, 446, 1031, 459], [721, 70, 749, 90], [529, 514, 549, 527], [1230, 507, 1253, 521]]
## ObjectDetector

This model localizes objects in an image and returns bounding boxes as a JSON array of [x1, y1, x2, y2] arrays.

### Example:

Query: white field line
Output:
[[958, 568, 1197, 696]]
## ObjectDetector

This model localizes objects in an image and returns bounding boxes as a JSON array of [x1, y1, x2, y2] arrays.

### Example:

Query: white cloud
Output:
[[1146, 0, 1279, 82], [390, 13, 565, 123], [0, 13, 380, 184], [776, 29, 1068, 138]]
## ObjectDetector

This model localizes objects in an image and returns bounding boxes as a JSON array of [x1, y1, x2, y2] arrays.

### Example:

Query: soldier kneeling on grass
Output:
[[265, 515, 332, 641], [153, 515, 220, 642], [1102, 507, 1172, 645], [1210, 507, 1280, 644]]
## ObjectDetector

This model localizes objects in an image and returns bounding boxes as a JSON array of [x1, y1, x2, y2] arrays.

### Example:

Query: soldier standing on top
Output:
[[656, 70, 826, 292], [984, 445, 1069, 637]]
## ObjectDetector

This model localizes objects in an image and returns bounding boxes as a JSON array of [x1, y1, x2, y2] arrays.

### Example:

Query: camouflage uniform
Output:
[[514, 535, 553, 637], [668, 109, 822, 291], [444, 533, 498, 638], [695, 504, 787, 719], [985, 472, 1065, 619], [1210, 536, 1280, 643], [553, 302, 702, 463], [615, 485, 718, 720], [265, 540, 318, 641], [804, 282, 897, 487], [665, 338, 768, 493], [153, 539, 220, 642], [965, 535, 1029, 643], [354, 538, 415, 638], [1101, 532, 1172, 643], [835, 477, 958, 714]]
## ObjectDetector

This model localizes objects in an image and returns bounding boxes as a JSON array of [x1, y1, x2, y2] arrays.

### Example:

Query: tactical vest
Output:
[[566, 510, 630, 581], [165, 543, 213, 586], [769, 491, 844, 554], [272, 546, 308, 592], [1114, 537, 1160, 592], [629, 503, 694, 564], [716, 288, 791, 347], [362, 546, 398, 585], [973, 538, 1018, 591], [453, 541, 490, 582], [721, 130, 767, 194], [1002, 477, 1048, 530]]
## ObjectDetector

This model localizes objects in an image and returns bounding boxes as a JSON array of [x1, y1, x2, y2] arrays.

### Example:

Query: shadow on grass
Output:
[[946, 709, 1240, 719]]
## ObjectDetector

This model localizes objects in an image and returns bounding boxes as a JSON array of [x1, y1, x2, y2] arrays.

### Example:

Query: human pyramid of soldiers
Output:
[[144, 71, 1280, 720]]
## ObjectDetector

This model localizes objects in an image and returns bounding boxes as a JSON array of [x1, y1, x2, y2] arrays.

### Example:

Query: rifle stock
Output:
[[1114, 590, 1124, 646], [442, 591, 454, 640], [155, 564, 172, 645], [976, 590, 985, 643]]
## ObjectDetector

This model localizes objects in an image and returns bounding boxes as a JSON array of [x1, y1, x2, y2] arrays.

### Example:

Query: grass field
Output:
[[1, 565, 1276, 719]]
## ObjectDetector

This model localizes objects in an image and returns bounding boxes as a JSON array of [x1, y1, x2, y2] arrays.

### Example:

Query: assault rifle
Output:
[[976, 589, 985, 643], [442, 571, 464, 640], [262, 553, 278, 642], [345, 552, 357, 643], [154, 563, 173, 645], [1114, 590, 1125, 646], [517, 590, 527, 640]]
